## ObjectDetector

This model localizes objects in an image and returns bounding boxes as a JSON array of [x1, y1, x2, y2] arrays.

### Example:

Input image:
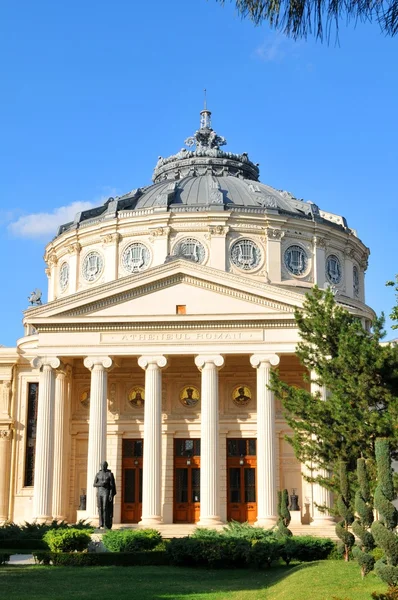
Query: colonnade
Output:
[[30, 352, 291, 526]]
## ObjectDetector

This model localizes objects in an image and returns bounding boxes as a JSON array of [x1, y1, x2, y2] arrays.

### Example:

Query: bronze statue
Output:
[[93, 461, 116, 529]]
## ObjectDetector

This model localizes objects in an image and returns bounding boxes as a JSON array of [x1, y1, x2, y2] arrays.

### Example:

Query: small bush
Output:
[[102, 529, 162, 553], [166, 537, 250, 568], [43, 528, 91, 553]]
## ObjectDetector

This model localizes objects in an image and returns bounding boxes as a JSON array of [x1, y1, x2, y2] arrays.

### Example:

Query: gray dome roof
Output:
[[56, 108, 350, 236], [122, 175, 313, 216]]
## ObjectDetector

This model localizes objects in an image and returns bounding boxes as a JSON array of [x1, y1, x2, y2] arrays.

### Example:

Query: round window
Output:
[[82, 251, 104, 282], [353, 265, 359, 297], [122, 243, 151, 273], [326, 254, 342, 284], [284, 245, 308, 276], [174, 238, 205, 263], [59, 262, 69, 291], [230, 239, 261, 271]]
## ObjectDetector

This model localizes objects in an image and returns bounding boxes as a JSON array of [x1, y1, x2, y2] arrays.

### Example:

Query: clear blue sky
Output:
[[0, 0, 397, 347]]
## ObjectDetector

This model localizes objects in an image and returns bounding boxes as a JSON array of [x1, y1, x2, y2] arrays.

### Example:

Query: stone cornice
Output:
[[33, 318, 297, 334], [24, 260, 306, 320]]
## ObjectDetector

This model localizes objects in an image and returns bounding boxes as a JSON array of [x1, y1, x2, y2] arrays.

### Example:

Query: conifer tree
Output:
[[335, 461, 355, 561], [352, 458, 375, 577], [270, 286, 398, 499], [276, 488, 292, 537], [371, 439, 398, 588], [387, 275, 398, 330]]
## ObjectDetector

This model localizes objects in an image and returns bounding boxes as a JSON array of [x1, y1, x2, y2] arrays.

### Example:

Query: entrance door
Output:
[[122, 439, 143, 523], [174, 439, 200, 523], [227, 439, 257, 523]]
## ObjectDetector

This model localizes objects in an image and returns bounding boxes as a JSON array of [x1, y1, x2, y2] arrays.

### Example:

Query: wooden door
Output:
[[121, 439, 143, 523], [227, 439, 257, 523], [173, 439, 201, 523]]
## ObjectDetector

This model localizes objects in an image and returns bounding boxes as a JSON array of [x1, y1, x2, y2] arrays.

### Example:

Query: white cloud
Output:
[[253, 34, 301, 62], [8, 200, 101, 239]]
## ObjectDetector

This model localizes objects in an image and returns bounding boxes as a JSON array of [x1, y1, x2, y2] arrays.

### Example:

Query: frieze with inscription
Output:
[[101, 330, 264, 344]]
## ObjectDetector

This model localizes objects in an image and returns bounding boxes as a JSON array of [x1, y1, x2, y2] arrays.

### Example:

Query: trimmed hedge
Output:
[[33, 550, 169, 567], [43, 528, 92, 553], [0, 538, 47, 550], [0, 553, 10, 565], [102, 529, 162, 553]]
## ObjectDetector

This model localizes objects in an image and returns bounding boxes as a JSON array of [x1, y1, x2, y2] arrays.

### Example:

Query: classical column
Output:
[[138, 355, 167, 526], [52, 364, 71, 521], [84, 356, 113, 522], [0, 428, 12, 523], [310, 375, 335, 525], [250, 354, 280, 527], [31, 356, 60, 522], [195, 354, 224, 526]]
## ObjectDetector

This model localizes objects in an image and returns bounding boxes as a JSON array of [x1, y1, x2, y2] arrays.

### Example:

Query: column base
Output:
[[33, 516, 53, 524], [77, 510, 97, 527], [311, 516, 336, 526], [196, 517, 224, 528], [139, 516, 163, 527], [255, 516, 278, 528]]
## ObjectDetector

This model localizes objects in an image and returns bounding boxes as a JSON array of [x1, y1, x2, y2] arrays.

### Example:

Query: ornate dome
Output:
[[56, 108, 352, 237]]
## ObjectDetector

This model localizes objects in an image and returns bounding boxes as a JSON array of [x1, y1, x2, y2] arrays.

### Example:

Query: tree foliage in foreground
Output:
[[386, 275, 398, 330], [269, 285, 398, 496], [216, 0, 398, 39]]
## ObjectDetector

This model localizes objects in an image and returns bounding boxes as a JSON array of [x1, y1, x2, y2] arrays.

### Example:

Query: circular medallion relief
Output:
[[128, 386, 145, 408], [230, 239, 261, 271], [232, 385, 252, 407], [59, 262, 69, 291], [174, 238, 206, 263], [122, 243, 151, 273], [284, 245, 308, 276], [353, 265, 360, 297], [82, 251, 104, 282], [179, 385, 200, 408], [80, 390, 90, 409], [326, 254, 342, 284]]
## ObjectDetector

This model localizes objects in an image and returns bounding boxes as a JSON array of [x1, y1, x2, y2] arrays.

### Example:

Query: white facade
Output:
[[0, 111, 373, 527]]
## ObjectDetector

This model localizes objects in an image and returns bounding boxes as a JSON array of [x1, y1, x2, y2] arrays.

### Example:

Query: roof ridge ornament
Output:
[[184, 95, 227, 152]]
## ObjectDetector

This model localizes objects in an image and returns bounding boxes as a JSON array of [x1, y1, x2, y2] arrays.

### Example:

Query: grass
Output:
[[0, 561, 387, 600]]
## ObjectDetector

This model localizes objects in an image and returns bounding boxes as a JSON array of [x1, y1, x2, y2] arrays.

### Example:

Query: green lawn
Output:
[[0, 561, 387, 600]]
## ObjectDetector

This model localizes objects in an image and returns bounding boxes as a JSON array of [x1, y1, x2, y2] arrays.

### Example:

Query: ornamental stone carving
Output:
[[67, 242, 81, 255], [312, 236, 327, 249], [0, 428, 12, 439], [266, 228, 284, 240]]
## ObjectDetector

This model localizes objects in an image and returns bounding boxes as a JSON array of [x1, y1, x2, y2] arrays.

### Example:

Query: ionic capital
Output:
[[56, 363, 72, 379], [31, 356, 61, 371], [250, 354, 280, 369], [138, 355, 168, 370], [195, 354, 225, 371], [84, 356, 113, 371]]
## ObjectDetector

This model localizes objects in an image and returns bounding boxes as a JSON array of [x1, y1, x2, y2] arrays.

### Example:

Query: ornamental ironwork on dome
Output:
[[152, 106, 260, 183], [55, 107, 355, 237]]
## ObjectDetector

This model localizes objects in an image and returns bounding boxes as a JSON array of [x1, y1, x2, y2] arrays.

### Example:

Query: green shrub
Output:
[[352, 545, 375, 576], [191, 527, 221, 540], [43, 528, 91, 553], [280, 536, 335, 564], [166, 537, 250, 568], [33, 550, 169, 567], [102, 529, 162, 553], [221, 521, 274, 541], [0, 538, 47, 550], [0, 520, 93, 543], [248, 539, 280, 568]]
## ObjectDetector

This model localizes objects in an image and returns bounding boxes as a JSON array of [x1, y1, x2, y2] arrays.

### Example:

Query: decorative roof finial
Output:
[[200, 89, 212, 130]]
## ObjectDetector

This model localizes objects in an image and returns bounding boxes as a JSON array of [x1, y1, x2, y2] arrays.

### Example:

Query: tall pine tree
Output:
[[270, 286, 398, 498]]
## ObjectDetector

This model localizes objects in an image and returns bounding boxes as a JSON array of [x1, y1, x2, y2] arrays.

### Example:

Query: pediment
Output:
[[25, 260, 305, 323]]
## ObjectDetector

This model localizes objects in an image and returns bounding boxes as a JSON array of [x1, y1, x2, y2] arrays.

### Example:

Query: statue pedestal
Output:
[[290, 511, 302, 525], [76, 510, 97, 527]]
